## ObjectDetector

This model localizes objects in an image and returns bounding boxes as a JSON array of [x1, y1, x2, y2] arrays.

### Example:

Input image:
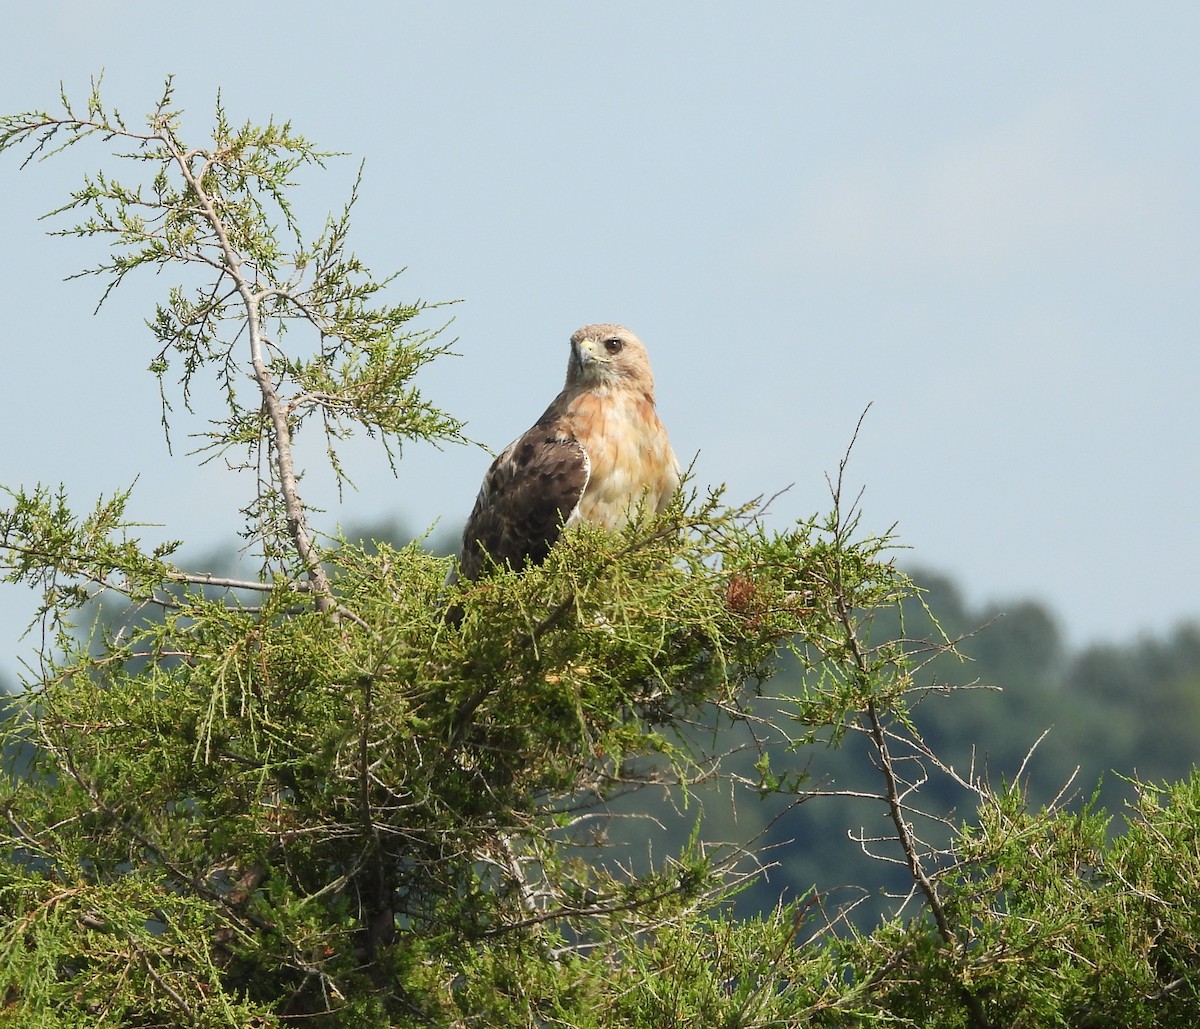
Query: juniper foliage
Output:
[[1, 79, 1198, 1028]]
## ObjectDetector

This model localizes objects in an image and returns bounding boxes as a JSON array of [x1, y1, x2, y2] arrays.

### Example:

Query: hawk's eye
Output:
[[603, 337, 624, 355]]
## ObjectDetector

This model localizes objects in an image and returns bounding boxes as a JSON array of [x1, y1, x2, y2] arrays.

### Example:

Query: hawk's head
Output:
[[566, 323, 656, 396]]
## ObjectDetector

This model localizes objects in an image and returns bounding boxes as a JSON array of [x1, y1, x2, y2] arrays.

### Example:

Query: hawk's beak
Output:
[[571, 338, 598, 372], [575, 338, 603, 365]]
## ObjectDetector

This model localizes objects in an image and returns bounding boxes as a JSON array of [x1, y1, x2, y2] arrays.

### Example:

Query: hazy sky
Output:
[[1, 4, 1197, 681]]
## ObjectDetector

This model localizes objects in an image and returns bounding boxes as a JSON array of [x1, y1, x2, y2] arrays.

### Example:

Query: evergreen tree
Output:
[[1, 78, 1198, 1028]]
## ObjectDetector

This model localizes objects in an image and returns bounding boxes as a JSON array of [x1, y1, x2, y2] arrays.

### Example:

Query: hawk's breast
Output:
[[567, 389, 680, 530]]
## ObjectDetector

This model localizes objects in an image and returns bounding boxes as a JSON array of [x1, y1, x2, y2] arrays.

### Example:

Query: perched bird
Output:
[[451, 323, 680, 583]]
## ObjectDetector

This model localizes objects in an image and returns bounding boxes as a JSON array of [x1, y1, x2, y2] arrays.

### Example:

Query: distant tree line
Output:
[[731, 568, 1200, 922]]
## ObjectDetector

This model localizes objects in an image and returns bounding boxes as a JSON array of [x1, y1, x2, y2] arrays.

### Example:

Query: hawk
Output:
[[452, 323, 680, 583]]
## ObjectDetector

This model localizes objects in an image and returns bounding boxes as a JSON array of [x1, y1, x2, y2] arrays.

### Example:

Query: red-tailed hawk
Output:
[[452, 323, 680, 583]]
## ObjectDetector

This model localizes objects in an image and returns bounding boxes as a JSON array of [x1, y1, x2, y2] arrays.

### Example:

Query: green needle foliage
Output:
[[2, 78, 1199, 1028]]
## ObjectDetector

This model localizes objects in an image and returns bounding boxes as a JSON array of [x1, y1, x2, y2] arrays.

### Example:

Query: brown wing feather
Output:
[[456, 421, 590, 581]]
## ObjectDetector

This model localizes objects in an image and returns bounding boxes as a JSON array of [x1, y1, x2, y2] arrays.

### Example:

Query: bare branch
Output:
[[151, 124, 334, 612]]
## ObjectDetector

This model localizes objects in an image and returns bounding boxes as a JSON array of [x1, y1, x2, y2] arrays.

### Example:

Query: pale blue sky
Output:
[[1, 4, 1198, 680]]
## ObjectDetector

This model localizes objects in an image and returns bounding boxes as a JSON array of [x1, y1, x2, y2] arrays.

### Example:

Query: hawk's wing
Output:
[[455, 426, 590, 582]]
